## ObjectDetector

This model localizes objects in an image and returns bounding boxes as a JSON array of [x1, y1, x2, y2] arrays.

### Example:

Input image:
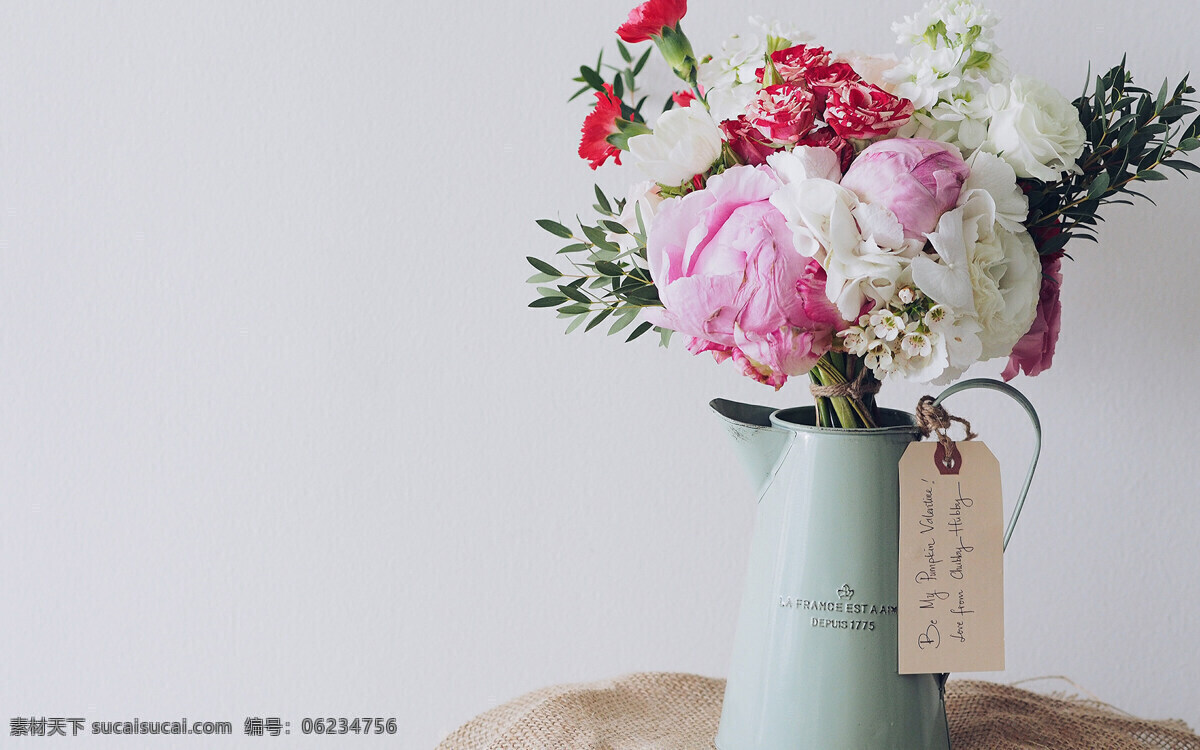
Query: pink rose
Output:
[[824, 80, 914, 139], [746, 84, 816, 144], [719, 116, 779, 166], [1002, 255, 1062, 380], [839, 138, 970, 240], [645, 165, 832, 388], [765, 44, 832, 83]]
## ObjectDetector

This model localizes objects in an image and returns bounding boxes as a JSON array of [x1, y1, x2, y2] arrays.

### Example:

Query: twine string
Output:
[[915, 395, 977, 465], [809, 366, 882, 401]]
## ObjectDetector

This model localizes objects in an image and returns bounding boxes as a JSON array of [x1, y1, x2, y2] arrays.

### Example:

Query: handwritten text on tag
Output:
[[898, 441, 1005, 674]]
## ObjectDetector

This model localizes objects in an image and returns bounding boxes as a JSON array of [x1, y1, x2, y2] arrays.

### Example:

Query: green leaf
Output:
[[632, 48, 652, 76], [593, 185, 612, 215], [617, 40, 632, 64], [567, 84, 591, 102], [599, 220, 629, 235], [584, 307, 613, 332], [564, 313, 588, 334], [1086, 171, 1111, 199], [1164, 160, 1200, 175], [1136, 169, 1168, 181], [558, 284, 590, 303], [579, 65, 606, 91], [526, 256, 563, 277], [612, 71, 624, 100], [559, 303, 591, 315], [1179, 138, 1200, 151], [557, 242, 590, 255], [1156, 78, 1169, 112], [527, 273, 559, 284], [530, 296, 567, 308], [593, 260, 624, 277], [536, 219, 574, 238], [1037, 232, 1070, 256], [581, 224, 620, 252], [1159, 104, 1196, 121], [608, 308, 639, 335], [626, 321, 653, 342]]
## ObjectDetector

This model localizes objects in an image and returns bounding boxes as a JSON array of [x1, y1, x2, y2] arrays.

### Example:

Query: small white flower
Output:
[[898, 286, 916, 305], [924, 304, 950, 329], [870, 310, 905, 341], [901, 330, 933, 358], [839, 327, 871, 357], [865, 340, 897, 374]]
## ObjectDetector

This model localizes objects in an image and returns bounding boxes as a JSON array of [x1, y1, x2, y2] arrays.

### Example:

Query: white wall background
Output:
[[2, 1, 1197, 747]]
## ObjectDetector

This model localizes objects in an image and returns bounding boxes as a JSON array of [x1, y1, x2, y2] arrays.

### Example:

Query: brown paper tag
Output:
[[898, 441, 1005, 674]]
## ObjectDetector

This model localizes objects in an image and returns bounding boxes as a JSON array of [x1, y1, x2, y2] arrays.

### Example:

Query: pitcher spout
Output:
[[710, 399, 794, 500]]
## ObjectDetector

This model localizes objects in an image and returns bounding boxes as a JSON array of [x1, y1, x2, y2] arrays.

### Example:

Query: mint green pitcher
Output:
[[711, 379, 1040, 750]]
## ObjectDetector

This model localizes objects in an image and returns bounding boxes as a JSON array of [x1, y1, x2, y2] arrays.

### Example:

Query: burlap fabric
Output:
[[437, 672, 1199, 750]]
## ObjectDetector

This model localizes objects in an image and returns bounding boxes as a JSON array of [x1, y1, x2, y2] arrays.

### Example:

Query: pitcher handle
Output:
[[931, 378, 1041, 553]]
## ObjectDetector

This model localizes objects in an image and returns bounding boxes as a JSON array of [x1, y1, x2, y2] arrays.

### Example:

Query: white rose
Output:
[[834, 52, 899, 90], [982, 76, 1087, 182], [628, 103, 723, 187]]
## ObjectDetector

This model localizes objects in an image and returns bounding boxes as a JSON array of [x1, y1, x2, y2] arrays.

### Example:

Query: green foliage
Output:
[[1026, 58, 1200, 254], [529, 189, 671, 345]]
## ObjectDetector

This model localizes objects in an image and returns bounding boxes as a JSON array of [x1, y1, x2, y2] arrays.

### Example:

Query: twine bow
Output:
[[915, 395, 977, 466], [809, 367, 882, 401]]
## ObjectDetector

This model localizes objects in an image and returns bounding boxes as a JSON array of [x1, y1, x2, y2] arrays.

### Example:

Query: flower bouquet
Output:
[[527, 0, 1200, 428]]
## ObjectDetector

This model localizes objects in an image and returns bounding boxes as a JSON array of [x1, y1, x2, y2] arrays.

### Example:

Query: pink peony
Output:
[[644, 165, 832, 388], [839, 138, 970, 240], [1002, 255, 1063, 380]]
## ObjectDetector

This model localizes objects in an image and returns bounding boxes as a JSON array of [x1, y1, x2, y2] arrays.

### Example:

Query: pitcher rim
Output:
[[769, 406, 922, 435]]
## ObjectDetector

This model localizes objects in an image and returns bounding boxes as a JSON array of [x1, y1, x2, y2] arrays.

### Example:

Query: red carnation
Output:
[[671, 90, 697, 108], [617, 0, 687, 43], [824, 80, 914, 139], [578, 84, 625, 170]]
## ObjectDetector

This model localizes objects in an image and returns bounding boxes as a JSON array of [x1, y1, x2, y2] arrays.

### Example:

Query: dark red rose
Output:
[[796, 126, 855, 173], [824, 81, 914, 139], [578, 84, 624, 169], [616, 0, 687, 43], [1002, 255, 1063, 380], [720, 116, 780, 166]]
